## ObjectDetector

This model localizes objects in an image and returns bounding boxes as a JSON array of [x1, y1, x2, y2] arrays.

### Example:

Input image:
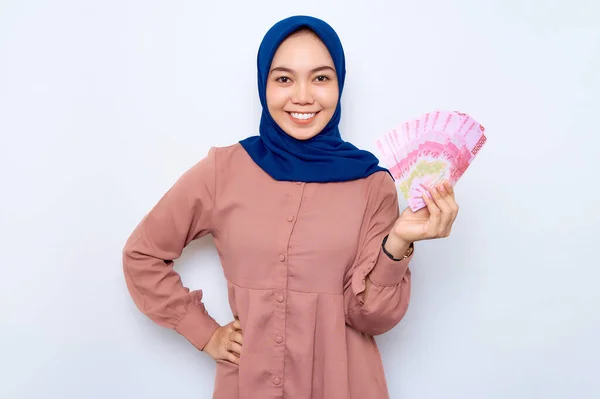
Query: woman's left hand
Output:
[[388, 181, 460, 251]]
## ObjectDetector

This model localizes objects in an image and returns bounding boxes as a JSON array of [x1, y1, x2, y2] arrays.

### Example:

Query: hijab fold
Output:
[[239, 15, 389, 183]]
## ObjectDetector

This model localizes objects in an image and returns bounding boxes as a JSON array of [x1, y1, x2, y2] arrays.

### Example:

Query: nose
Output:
[[291, 82, 314, 105]]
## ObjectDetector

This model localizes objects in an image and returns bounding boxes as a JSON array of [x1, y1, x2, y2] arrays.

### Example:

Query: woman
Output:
[[123, 15, 459, 399]]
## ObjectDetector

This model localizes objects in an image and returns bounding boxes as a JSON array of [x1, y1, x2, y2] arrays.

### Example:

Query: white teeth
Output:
[[290, 112, 316, 120]]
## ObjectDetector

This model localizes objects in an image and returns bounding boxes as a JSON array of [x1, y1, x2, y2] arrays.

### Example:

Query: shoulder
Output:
[[196, 143, 269, 188], [360, 170, 398, 213], [207, 143, 252, 169], [179, 143, 245, 179], [359, 170, 396, 199], [185, 143, 250, 175], [332, 170, 396, 212]]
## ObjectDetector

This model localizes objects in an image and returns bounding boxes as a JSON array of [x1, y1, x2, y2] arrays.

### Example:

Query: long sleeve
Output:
[[122, 147, 221, 351], [343, 172, 413, 336]]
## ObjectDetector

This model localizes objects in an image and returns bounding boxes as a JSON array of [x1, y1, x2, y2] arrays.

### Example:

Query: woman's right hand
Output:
[[202, 319, 243, 365]]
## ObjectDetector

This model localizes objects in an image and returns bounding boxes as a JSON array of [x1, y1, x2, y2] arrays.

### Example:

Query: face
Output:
[[266, 30, 339, 140]]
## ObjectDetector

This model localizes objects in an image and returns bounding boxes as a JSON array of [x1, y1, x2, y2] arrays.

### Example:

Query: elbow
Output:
[[122, 259, 146, 313], [122, 242, 147, 314], [347, 302, 410, 336], [348, 316, 397, 336]]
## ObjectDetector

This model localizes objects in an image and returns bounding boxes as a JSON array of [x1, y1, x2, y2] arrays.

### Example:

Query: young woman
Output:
[[123, 15, 459, 399]]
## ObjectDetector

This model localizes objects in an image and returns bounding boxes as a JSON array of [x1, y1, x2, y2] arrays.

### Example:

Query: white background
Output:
[[1, 0, 599, 398]]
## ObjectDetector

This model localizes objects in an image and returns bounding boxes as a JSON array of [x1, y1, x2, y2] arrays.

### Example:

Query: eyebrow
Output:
[[270, 65, 336, 74]]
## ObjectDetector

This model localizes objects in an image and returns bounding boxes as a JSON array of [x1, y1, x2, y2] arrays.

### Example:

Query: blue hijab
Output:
[[239, 15, 389, 183]]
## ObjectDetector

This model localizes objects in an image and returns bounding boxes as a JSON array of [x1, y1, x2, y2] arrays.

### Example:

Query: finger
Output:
[[230, 331, 244, 345], [431, 184, 450, 210], [433, 184, 453, 236], [229, 341, 242, 356], [232, 319, 242, 330], [422, 191, 441, 238], [439, 182, 459, 236], [442, 181, 459, 215], [227, 341, 243, 356], [443, 181, 455, 199], [225, 351, 240, 365], [445, 194, 459, 222]]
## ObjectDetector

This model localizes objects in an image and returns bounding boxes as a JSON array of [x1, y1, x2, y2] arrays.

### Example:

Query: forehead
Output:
[[270, 30, 335, 68]]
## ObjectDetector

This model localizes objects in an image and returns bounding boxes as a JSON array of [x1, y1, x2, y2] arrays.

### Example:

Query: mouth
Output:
[[287, 111, 320, 125]]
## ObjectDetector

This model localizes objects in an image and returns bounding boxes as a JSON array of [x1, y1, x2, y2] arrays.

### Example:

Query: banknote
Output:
[[374, 110, 487, 211]]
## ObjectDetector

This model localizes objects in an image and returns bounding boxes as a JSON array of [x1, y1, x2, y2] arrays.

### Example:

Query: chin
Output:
[[284, 127, 320, 140]]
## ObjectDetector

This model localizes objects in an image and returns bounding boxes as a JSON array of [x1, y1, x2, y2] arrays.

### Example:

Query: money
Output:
[[375, 110, 487, 212]]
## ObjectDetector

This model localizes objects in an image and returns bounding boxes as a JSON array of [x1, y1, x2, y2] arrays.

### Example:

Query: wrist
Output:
[[383, 233, 412, 260]]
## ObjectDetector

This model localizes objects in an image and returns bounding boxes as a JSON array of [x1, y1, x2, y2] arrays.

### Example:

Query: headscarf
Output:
[[239, 15, 389, 182]]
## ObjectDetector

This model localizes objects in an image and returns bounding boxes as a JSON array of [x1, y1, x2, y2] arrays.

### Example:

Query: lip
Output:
[[287, 111, 320, 125]]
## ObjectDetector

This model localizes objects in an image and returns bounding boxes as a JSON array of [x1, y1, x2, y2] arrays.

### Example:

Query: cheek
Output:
[[315, 86, 339, 109], [266, 86, 288, 112]]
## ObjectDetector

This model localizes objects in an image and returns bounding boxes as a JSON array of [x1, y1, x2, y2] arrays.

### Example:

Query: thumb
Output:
[[233, 319, 242, 331]]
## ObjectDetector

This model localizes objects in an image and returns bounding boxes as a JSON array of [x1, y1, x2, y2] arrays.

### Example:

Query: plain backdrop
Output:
[[1, 0, 599, 398]]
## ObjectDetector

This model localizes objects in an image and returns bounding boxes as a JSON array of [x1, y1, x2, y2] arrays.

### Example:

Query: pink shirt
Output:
[[123, 143, 413, 398]]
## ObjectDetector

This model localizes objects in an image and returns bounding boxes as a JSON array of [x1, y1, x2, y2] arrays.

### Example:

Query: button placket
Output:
[[269, 182, 304, 391]]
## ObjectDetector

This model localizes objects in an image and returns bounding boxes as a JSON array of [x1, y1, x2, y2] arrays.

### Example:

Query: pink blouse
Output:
[[123, 143, 413, 398]]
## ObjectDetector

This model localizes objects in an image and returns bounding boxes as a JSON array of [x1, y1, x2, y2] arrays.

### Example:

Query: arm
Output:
[[122, 147, 220, 351], [343, 173, 413, 336]]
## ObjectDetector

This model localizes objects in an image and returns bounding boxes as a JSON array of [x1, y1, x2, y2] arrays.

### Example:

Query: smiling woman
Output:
[[266, 28, 339, 140], [123, 14, 460, 399]]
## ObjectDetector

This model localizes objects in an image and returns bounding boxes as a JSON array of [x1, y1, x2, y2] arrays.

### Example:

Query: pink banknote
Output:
[[374, 110, 487, 211]]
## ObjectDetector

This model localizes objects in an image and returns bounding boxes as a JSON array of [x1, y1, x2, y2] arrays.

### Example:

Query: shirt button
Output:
[[287, 215, 294, 222], [279, 254, 285, 262], [275, 334, 283, 343], [276, 294, 284, 303], [296, 181, 303, 185], [273, 377, 282, 385]]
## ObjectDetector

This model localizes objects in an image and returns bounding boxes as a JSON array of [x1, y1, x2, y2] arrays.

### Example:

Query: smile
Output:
[[287, 111, 319, 124]]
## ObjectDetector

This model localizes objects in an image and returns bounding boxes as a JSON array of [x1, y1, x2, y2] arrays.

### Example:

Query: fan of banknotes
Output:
[[375, 110, 487, 212]]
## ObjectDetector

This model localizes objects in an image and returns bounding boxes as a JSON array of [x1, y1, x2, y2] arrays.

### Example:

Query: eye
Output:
[[276, 76, 291, 83], [314, 75, 330, 82]]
